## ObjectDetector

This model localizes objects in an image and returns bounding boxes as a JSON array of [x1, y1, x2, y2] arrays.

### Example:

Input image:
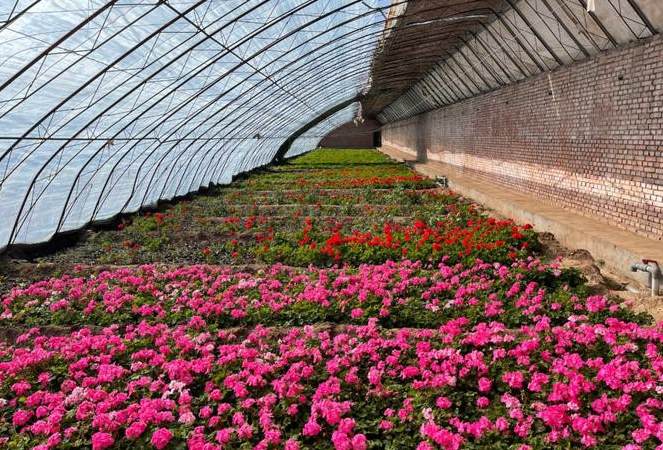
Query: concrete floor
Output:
[[380, 145, 663, 292]]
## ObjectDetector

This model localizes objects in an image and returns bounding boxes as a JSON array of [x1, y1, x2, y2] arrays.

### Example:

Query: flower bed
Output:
[[3, 148, 661, 449], [39, 151, 461, 266], [249, 217, 538, 267], [3, 259, 620, 330], [214, 188, 448, 207], [0, 315, 661, 449]]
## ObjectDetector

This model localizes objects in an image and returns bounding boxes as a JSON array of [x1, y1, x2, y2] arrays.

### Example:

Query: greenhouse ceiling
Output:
[[0, 0, 660, 249]]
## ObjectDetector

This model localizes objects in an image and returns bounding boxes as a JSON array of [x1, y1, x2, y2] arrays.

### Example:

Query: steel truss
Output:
[[379, 0, 660, 122]]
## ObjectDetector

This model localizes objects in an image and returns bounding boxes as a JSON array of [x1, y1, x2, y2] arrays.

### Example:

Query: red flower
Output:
[[154, 212, 165, 226]]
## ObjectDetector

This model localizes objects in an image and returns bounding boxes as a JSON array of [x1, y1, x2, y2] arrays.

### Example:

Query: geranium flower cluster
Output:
[[0, 312, 661, 449], [1, 258, 610, 330], [257, 217, 538, 266]]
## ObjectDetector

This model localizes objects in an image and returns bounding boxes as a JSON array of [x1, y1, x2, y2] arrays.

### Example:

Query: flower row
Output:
[[0, 316, 661, 449], [245, 217, 539, 267], [2, 259, 620, 330]]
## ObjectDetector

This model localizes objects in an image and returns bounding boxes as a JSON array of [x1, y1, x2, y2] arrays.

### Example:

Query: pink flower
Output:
[[11, 381, 31, 396], [199, 406, 212, 418], [538, 405, 569, 429], [151, 428, 172, 449], [284, 438, 300, 450], [125, 421, 147, 439], [215, 429, 232, 444], [350, 308, 364, 319], [47, 432, 62, 447], [436, 397, 452, 409], [178, 411, 195, 425], [478, 377, 492, 392], [91, 432, 114, 450], [402, 366, 420, 378], [338, 418, 355, 434], [527, 372, 548, 393], [303, 420, 321, 437], [379, 420, 394, 431], [12, 409, 32, 427], [237, 423, 253, 439], [502, 371, 524, 389], [352, 433, 367, 450], [495, 417, 509, 431], [586, 295, 607, 312], [332, 431, 351, 450]]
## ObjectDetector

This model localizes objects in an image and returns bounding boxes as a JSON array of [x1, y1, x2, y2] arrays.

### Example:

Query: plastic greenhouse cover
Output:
[[286, 103, 359, 158], [0, 0, 390, 249]]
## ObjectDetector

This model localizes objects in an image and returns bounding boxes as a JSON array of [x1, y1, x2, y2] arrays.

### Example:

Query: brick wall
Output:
[[320, 120, 381, 148], [382, 35, 663, 240]]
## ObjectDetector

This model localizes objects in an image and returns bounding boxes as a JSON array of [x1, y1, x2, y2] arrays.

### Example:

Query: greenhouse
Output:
[[0, 1, 662, 449]]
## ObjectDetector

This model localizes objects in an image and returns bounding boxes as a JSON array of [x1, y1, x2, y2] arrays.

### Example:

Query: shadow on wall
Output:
[[320, 120, 382, 148]]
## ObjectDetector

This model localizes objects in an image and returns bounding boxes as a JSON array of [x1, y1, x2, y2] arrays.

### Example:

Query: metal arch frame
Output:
[[130, 0, 504, 152], [477, 18, 534, 77], [486, 6, 547, 72], [180, 50, 384, 180], [237, 84, 366, 170], [0, 1, 121, 94], [396, 3, 555, 115], [2, 0, 496, 178], [157, 43, 382, 199], [449, 32, 528, 92], [159, 1, 316, 115], [0, 0, 43, 32], [82, 0, 384, 222], [0, 2, 186, 122], [467, 31, 515, 82], [513, 1, 580, 63], [200, 39, 486, 181], [56, 18, 391, 228], [56, 0, 366, 225], [192, 64, 370, 179], [142, 30, 464, 205], [278, 96, 359, 161], [504, 0, 564, 67], [133, 50, 375, 208], [115, 47, 375, 204], [182, 30, 482, 192], [42, 1, 396, 235], [7, 0, 344, 241], [623, 0, 656, 35], [0, 0, 287, 175], [456, 35, 508, 85], [537, 0, 590, 58], [188, 74, 366, 186], [5, 0, 656, 141], [54, 1, 500, 229], [282, 105, 360, 159]]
